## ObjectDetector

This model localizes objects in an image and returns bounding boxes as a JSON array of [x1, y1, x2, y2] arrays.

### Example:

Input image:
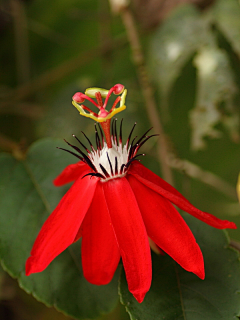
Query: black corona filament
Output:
[[58, 120, 158, 180]]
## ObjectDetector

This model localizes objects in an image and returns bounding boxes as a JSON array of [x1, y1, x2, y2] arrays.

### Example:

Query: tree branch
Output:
[[119, 6, 173, 184]]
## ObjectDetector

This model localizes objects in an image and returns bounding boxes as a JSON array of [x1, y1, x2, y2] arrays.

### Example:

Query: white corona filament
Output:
[[89, 139, 129, 181]]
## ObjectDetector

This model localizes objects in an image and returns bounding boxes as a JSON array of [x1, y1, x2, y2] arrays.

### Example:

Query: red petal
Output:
[[103, 177, 151, 303], [129, 162, 236, 229], [81, 183, 120, 285], [53, 161, 89, 186], [73, 226, 83, 243], [26, 176, 98, 275], [128, 175, 205, 279]]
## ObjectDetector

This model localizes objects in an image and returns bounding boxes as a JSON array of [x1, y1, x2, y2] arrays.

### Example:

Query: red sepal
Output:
[[128, 175, 205, 279], [81, 183, 120, 285], [53, 162, 89, 186], [103, 177, 152, 303], [26, 175, 98, 275], [129, 162, 237, 230]]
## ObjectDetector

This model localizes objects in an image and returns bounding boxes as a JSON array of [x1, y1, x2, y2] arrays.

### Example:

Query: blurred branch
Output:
[[117, 5, 173, 184], [28, 18, 69, 45], [167, 155, 237, 200], [0, 133, 19, 152], [0, 133, 26, 160], [99, 0, 114, 84], [10, 0, 30, 84], [230, 239, 240, 252], [0, 102, 44, 119], [131, 0, 215, 29], [0, 36, 127, 108]]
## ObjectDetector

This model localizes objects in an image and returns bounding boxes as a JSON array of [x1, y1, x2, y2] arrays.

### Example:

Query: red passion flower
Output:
[[26, 84, 237, 303]]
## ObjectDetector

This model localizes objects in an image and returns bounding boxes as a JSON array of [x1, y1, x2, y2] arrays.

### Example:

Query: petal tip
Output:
[[25, 257, 33, 276], [228, 222, 237, 229], [197, 269, 205, 280], [132, 290, 147, 303], [25, 256, 45, 276], [217, 220, 237, 230], [53, 177, 61, 187], [193, 259, 205, 280], [83, 269, 113, 286]]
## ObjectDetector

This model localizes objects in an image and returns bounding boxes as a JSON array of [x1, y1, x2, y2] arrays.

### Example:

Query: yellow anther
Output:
[[85, 87, 109, 98]]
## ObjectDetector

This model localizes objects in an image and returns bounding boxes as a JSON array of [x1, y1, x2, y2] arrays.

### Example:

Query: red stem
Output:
[[100, 119, 112, 148]]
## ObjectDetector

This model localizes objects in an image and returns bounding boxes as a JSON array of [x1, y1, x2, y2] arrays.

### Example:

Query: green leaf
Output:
[[119, 215, 240, 320], [210, 0, 240, 56], [0, 139, 119, 319]]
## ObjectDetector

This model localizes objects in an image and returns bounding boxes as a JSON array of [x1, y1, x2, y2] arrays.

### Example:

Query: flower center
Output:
[[89, 141, 129, 181], [59, 85, 158, 181]]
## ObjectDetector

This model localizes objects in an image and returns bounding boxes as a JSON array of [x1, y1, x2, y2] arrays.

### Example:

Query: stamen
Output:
[[109, 96, 121, 113], [78, 93, 100, 109], [81, 105, 98, 118], [102, 84, 124, 109], [72, 85, 126, 123], [102, 87, 115, 109]]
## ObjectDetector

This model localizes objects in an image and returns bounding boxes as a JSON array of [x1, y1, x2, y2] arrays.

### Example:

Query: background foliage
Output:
[[1, 0, 240, 319]]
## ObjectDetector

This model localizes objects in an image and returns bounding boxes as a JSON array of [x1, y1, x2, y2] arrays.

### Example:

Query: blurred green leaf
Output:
[[36, 84, 87, 139], [162, 58, 240, 241], [149, 5, 213, 116], [0, 140, 119, 319], [149, 3, 239, 149], [210, 0, 240, 56], [190, 45, 237, 150], [119, 215, 240, 320]]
